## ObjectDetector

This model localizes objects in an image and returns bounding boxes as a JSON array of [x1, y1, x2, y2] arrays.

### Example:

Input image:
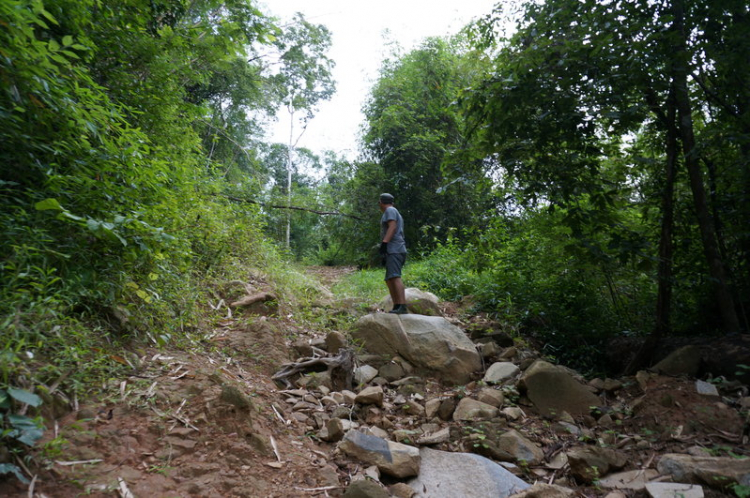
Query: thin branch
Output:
[[196, 119, 253, 162], [222, 195, 363, 220], [692, 71, 740, 119]]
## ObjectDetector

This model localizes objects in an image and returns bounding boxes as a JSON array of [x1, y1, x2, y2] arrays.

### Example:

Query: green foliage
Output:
[[331, 269, 385, 304], [463, 0, 749, 334], [361, 36, 493, 252], [733, 484, 750, 498], [0, 386, 44, 483], [407, 209, 657, 373], [0, 0, 338, 475]]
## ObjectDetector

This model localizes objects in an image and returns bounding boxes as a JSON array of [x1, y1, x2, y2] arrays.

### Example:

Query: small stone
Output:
[[437, 397, 457, 420], [363, 426, 390, 439], [292, 412, 309, 423], [332, 406, 352, 419], [325, 331, 347, 353], [343, 478, 390, 498], [389, 482, 416, 498], [341, 390, 357, 404], [598, 469, 660, 491], [379, 362, 406, 381], [598, 414, 614, 427], [695, 380, 719, 397], [553, 421, 581, 436], [322, 418, 345, 442], [403, 400, 425, 416], [589, 378, 606, 391], [645, 482, 704, 498], [425, 398, 441, 419], [321, 396, 339, 407], [603, 378, 623, 392], [317, 465, 340, 487], [479, 342, 501, 358], [356, 386, 384, 406], [355, 365, 379, 385], [502, 406, 526, 420], [483, 362, 520, 384], [499, 347, 517, 360], [453, 398, 499, 421], [477, 388, 505, 407], [416, 427, 450, 445], [364, 465, 380, 480]]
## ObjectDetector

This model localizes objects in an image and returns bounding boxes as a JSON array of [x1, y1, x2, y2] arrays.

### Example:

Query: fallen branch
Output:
[[272, 348, 354, 391], [28, 474, 37, 498], [118, 477, 135, 498], [55, 459, 103, 466], [270, 435, 281, 462]]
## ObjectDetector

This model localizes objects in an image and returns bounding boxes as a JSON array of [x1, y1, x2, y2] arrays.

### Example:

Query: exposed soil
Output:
[[0, 267, 747, 498]]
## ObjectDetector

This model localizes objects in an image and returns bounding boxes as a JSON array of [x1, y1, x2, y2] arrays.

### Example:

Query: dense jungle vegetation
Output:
[[1, 0, 748, 481]]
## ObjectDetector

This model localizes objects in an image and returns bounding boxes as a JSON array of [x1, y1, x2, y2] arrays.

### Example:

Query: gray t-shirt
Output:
[[380, 206, 406, 254]]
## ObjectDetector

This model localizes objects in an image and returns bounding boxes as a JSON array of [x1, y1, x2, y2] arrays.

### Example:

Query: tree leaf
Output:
[[7, 414, 45, 446], [8, 387, 42, 407], [0, 463, 29, 484], [34, 198, 64, 211]]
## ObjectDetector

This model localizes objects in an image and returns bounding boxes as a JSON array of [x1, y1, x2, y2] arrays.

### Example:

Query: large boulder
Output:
[[657, 453, 750, 489], [652, 345, 702, 377], [518, 360, 600, 417], [408, 447, 530, 498], [380, 288, 442, 316], [567, 446, 628, 482], [351, 314, 481, 385]]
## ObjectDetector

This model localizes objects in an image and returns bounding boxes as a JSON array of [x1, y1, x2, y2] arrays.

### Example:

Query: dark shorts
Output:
[[384, 252, 406, 280]]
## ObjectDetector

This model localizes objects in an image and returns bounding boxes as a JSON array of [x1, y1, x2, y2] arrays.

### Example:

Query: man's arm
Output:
[[383, 219, 397, 243]]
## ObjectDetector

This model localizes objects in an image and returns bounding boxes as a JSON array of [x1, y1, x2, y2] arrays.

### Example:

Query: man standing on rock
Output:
[[378, 193, 408, 314]]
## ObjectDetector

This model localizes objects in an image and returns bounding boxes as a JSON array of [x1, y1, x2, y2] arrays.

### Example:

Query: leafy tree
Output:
[[266, 13, 336, 248], [362, 36, 494, 251], [466, 0, 747, 350]]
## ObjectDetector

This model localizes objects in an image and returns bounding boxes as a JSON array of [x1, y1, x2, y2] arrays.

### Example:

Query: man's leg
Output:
[[392, 277, 406, 305], [385, 253, 408, 313], [385, 277, 399, 305]]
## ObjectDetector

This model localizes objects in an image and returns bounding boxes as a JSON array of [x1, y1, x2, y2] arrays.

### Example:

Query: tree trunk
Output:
[[286, 108, 294, 250], [672, 0, 740, 333], [625, 87, 678, 375]]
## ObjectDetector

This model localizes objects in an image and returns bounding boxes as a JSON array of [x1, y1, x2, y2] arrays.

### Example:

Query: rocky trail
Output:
[[1, 266, 748, 498]]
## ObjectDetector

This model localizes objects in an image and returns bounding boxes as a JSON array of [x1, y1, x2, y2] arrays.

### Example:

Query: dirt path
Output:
[[304, 265, 358, 288]]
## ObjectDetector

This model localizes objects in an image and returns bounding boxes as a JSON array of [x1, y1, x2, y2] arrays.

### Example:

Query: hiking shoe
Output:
[[388, 304, 408, 314]]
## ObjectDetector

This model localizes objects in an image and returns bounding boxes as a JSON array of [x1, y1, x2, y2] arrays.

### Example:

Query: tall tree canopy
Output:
[[362, 37, 494, 250], [464, 0, 749, 343]]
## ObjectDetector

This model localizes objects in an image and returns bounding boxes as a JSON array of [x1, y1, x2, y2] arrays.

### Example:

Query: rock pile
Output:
[[273, 290, 750, 497]]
